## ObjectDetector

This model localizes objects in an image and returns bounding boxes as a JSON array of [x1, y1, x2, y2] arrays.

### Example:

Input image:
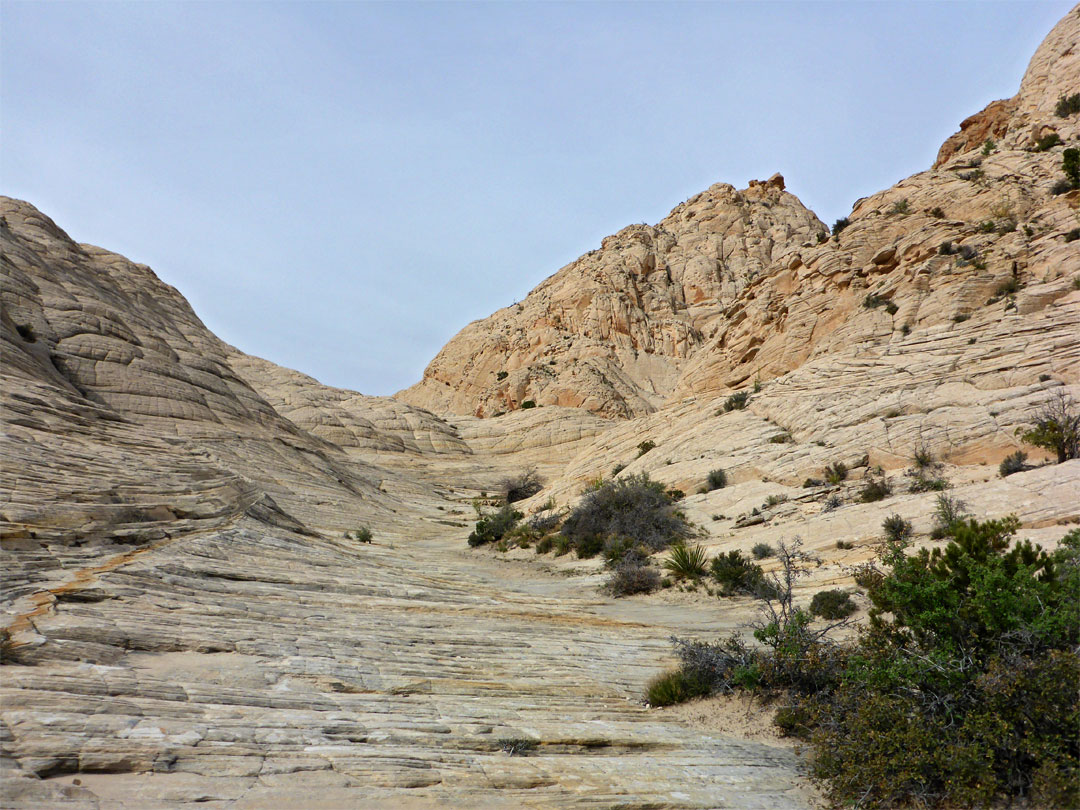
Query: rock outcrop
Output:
[[402, 8, 1080, 421]]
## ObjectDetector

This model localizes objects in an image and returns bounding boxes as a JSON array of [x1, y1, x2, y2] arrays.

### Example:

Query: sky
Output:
[[2, 1, 1074, 396]]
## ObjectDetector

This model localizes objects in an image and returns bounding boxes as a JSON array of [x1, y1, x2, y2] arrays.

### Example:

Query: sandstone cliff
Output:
[[400, 7, 1080, 421]]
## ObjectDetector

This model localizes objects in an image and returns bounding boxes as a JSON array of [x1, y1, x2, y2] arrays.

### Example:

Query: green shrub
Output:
[[890, 198, 910, 215], [646, 668, 712, 706], [1064, 147, 1080, 188], [809, 589, 857, 620], [823, 461, 847, 485], [832, 217, 850, 236], [929, 206, 945, 219], [1017, 389, 1080, 462], [1066, 228, 1080, 243], [552, 534, 572, 556], [561, 474, 687, 554], [999, 450, 1027, 477], [496, 370, 508, 380], [705, 468, 727, 491], [930, 493, 969, 539], [752, 542, 774, 560], [835, 539, 855, 550], [534, 536, 554, 554], [636, 440, 656, 457], [710, 550, 771, 597], [611, 463, 626, 476], [723, 391, 750, 412], [663, 544, 708, 580], [764, 494, 788, 508], [1055, 92, 1080, 117], [347, 527, 373, 543], [882, 514, 912, 544], [859, 473, 891, 502], [468, 504, 523, 546], [939, 240, 955, 255], [520, 400, 536, 409], [574, 533, 605, 559], [802, 477, 822, 488]]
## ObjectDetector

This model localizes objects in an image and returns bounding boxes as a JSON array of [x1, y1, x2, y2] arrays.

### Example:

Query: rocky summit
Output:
[[2, 7, 1079, 810]]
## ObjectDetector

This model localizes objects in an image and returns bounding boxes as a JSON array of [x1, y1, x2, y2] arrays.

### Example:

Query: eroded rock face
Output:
[[398, 178, 826, 418], [401, 8, 1080, 422]]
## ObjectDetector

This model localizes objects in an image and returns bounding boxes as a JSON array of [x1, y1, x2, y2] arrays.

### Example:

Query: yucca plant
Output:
[[663, 543, 708, 580]]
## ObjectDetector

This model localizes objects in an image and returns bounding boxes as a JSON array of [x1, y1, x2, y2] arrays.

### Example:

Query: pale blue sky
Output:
[[2, 1, 1073, 395]]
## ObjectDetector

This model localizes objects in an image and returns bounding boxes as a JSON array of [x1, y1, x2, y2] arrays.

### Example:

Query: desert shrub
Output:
[[768, 432, 791, 443], [929, 206, 945, 219], [798, 516, 1080, 808], [520, 400, 536, 409], [823, 495, 842, 511], [832, 217, 850, 236], [802, 477, 822, 488], [859, 472, 891, 503], [823, 461, 847, 485], [636, 440, 656, 457], [978, 219, 996, 233], [645, 668, 712, 707], [938, 240, 955, 255], [999, 449, 1027, 477], [835, 539, 855, 550], [496, 370, 508, 380], [710, 550, 772, 597], [527, 507, 561, 534], [930, 493, 969, 539], [534, 536, 554, 554], [1064, 147, 1080, 188], [574, 534, 605, 559], [468, 505, 522, 547], [611, 463, 625, 476], [561, 474, 687, 554], [1017, 389, 1080, 462], [1066, 228, 1080, 243], [1051, 178, 1074, 195], [606, 561, 660, 597], [723, 391, 750, 411], [663, 544, 708, 580], [752, 542, 774, 560], [705, 468, 727, 491], [665, 488, 684, 501], [882, 514, 912, 544], [552, 534, 572, 556], [764, 494, 788, 508], [890, 198, 910, 214], [501, 468, 543, 503], [686, 519, 1078, 808], [498, 738, 538, 756], [809, 589, 857, 620], [347, 527, 373, 543], [1056, 92, 1080, 117]]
